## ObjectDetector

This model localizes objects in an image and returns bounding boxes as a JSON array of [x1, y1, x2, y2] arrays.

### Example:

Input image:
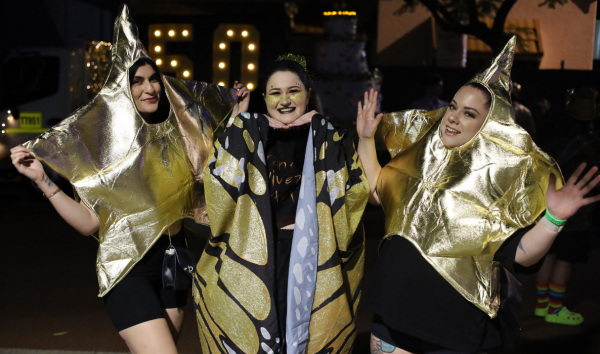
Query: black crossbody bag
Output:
[[162, 231, 196, 291]]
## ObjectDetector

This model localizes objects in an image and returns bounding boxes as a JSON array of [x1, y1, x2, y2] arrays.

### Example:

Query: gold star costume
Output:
[[376, 37, 562, 317], [23, 5, 237, 296]]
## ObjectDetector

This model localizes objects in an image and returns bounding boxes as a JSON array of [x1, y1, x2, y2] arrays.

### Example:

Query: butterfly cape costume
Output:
[[23, 5, 237, 296], [376, 37, 563, 317], [194, 113, 369, 354]]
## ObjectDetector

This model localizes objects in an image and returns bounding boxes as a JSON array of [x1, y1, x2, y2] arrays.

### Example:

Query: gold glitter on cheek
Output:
[[289, 91, 306, 105], [265, 94, 280, 107]]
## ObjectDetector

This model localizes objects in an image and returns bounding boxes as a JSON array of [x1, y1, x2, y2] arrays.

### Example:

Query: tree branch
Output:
[[466, 0, 479, 26], [421, 0, 461, 27], [492, 0, 518, 35]]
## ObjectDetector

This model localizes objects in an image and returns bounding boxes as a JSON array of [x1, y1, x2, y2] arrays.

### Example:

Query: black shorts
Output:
[[103, 231, 189, 331], [371, 315, 483, 354]]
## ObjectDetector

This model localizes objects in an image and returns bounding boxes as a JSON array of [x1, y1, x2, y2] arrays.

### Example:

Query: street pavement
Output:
[[1, 178, 599, 353]]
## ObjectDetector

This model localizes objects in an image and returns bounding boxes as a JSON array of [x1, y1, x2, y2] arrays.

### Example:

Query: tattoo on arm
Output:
[[44, 175, 54, 187], [518, 241, 526, 254], [371, 336, 396, 354]]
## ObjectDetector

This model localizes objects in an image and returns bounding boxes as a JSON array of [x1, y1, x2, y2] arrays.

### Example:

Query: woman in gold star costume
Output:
[[193, 55, 369, 354], [356, 38, 600, 353], [11, 6, 248, 354]]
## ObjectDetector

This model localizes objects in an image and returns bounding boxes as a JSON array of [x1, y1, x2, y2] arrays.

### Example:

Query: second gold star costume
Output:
[[375, 37, 562, 317], [23, 6, 237, 296]]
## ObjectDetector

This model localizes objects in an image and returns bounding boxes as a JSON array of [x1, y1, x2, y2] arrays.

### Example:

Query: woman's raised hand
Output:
[[357, 88, 383, 140], [546, 163, 600, 220], [10, 146, 45, 183], [230, 81, 250, 119]]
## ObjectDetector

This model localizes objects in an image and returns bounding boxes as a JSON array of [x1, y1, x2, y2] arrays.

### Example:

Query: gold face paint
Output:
[[265, 88, 306, 108]]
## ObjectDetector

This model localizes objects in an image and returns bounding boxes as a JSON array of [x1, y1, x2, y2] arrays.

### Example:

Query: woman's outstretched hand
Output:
[[357, 88, 383, 140], [230, 81, 250, 119], [10, 146, 45, 183], [546, 162, 600, 220]]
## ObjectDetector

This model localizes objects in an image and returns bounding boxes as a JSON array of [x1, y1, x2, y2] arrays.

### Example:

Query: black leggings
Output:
[[371, 315, 482, 354], [103, 232, 189, 331]]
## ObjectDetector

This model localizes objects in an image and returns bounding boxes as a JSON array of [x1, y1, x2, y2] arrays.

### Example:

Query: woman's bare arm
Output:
[[516, 163, 600, 266], [357, 89, 383, 205], [11, 146, 99, 235]]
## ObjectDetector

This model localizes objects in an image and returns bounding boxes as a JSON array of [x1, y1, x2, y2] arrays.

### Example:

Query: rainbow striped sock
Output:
[[548, 281, 567, 315], [536, 282, 549, 309]]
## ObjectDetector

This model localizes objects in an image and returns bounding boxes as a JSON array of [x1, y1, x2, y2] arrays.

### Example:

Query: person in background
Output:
[[412, 73, 448, 111], [512, 82, 537, 141], [531, 96, 552, 146], [535, 87, 600, 325]]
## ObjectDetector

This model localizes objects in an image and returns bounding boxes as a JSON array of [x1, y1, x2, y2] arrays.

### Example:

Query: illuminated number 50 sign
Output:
[[148, 24, 194, 79], [213, 24, 260, 91]]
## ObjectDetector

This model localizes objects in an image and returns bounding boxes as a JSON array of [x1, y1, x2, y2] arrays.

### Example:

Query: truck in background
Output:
[[0, 41, 111, 184]]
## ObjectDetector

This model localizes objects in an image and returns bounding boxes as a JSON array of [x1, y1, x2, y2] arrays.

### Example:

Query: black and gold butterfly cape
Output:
[[193, 112, 369, 354]]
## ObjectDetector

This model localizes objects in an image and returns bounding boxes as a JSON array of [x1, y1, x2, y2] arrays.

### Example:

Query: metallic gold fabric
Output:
[[194, 114, 369, 354], [376, 37, 562, 317], [23, 5, 237, 296]]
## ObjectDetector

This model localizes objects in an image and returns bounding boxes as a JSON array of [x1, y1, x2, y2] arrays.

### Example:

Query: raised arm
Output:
[[357, 89, 383, 205], [11, 146, 99, 236], [229, 81, 250, 121], [516, 163, 600, 266]]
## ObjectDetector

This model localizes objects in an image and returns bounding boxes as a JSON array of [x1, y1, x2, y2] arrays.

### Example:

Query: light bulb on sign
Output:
[[1, 130, 4, 134], [242, 31, 248, 37], [183, 71, 190, 77], [248, 44, 255, 50], [169, 30, 175, 37], [248, 63, 254, 70], [227, 30, 233, 36], [219, 62, 225, 69], [155, 46, 161, 53], [182, 30, 189, 36], [219, 43, 226, 49], [7, 110, 11, 114], [156, 59, 162, 65], [154, 30, 161, 37], [171, 60, 178, 67], [247, 83, 254, 90]]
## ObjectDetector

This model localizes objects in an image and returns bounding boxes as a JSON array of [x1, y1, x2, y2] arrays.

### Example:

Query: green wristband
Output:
[[545, 209, 567, 226]]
